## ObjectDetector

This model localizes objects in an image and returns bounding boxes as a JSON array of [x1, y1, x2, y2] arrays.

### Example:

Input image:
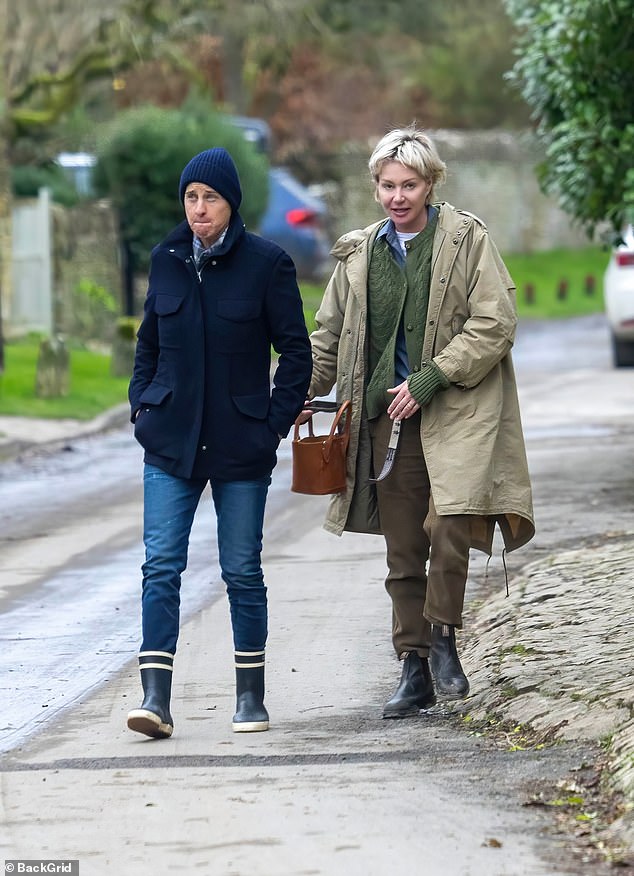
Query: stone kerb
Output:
[[459, 534, 634, 819]]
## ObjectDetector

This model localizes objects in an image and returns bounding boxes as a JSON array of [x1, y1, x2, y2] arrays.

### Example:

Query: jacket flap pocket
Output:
[[233, 393, 270, 419], [140, 381, 172, 405], [155, 293, 185, 316]]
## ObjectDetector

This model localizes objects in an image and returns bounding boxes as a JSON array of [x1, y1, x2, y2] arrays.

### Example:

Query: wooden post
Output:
[[35, 336, 70, 397], [111, 316, 138, 378], [556, 279, 569, 301]]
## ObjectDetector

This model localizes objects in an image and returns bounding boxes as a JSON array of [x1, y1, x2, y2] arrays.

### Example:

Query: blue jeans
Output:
[[141, 464, 271, 656]]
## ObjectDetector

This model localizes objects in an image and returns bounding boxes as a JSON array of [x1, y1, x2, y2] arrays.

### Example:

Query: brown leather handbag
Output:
[[291, 400, 351, 495]]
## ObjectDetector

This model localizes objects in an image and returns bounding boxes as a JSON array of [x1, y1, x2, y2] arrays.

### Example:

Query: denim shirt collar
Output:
[[376, 206, 438, 267], [192, 227, 228, 269]]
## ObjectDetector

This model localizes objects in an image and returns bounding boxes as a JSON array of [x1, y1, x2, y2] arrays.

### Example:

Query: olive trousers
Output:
[[369, 412, 472, 658]]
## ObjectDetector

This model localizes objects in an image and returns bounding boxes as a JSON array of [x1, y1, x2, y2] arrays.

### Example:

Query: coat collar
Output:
[[159, 211, 246, 257], [331, 202, 473, 262], [330, 220, 386, 261]]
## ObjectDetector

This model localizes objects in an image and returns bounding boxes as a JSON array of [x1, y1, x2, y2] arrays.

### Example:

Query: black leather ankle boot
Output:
[[127, 656, 174, 738], [232, 651, 269, 732], [382, 651, 436, 718], [430, 624, 470, 699]]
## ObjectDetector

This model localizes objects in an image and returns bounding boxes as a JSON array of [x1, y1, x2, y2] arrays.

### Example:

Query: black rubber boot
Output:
[[232, 651, 269, 733], [382, 651, 436, 718], [127, 660, 174, 739], [430, 624, 470, 699]]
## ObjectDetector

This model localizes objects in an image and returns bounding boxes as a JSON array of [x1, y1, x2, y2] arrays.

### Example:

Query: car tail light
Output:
[[286, 208, 320, 227], [616, 252, 634, 267]]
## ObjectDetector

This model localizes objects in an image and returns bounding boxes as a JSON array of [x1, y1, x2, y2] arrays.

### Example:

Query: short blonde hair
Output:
[[369, 126, 447, 204]]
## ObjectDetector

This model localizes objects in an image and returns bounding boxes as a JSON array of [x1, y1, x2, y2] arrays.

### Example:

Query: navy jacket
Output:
[[129, 213, 312, 480]]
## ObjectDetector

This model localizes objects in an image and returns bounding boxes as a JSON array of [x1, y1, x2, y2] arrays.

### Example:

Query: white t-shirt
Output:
[[395, 231, 418, 256]]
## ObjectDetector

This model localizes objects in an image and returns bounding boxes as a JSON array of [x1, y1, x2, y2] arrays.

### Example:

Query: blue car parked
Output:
[[228, 116, 333, 281], [259, 166, 332, 281]]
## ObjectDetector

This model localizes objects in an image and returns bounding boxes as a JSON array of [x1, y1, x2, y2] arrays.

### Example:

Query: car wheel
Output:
[[612, 334, 634, 367]]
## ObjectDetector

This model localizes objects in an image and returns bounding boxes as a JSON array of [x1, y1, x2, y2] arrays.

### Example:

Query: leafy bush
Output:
[[68, 279, 119, 342], [504, 0, 634, 234], [93, 102, 269, 271], [12, 164, 80, 206]]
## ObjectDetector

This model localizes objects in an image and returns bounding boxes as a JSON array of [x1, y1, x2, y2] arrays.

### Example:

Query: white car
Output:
[[604, 225, 634, 367]]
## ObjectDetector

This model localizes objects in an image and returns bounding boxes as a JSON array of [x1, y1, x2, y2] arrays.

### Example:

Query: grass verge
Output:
[[0, 337, 129, 419], [301, 245, 610, 331]]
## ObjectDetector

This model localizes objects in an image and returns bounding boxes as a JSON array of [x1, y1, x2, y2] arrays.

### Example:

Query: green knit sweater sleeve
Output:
[[407, 361, 450, 406]]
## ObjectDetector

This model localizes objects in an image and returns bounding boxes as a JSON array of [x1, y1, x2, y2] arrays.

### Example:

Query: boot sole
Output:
[[431, 674, 470, 699], [383, 693, 437, 719], [127, 709, 173, 739], [232, 719, 269, 733], [433, 685, 470, 700], [383, 707, 422, 719]]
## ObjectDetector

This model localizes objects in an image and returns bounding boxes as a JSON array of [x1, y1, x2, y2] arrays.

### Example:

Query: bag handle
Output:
[[321, 400, 351, 463], [293, 400, 351, 448]]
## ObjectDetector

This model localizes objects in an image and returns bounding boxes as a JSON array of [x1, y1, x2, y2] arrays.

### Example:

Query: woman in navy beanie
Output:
[[127, 146, 312, 738]]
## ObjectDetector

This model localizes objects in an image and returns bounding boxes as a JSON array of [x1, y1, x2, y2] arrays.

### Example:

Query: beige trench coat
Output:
[[308, 202, 535, 555]]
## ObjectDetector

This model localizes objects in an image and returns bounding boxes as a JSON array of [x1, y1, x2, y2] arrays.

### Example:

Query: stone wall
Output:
[[51, 200, 122, 343], [8, 195, 122, 343], [329, 130, 592, 254], [7, 130, 594, 343]]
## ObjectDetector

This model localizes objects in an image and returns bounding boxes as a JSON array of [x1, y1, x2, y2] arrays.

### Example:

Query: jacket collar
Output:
[[436, 202, 478, 233], [331, 202, 473, 264], [330, 219, 386, 262], [160, 211, 246, 257]]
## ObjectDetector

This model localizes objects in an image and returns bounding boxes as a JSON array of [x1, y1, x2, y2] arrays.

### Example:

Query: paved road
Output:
[[1, 501, 606, 876], [0, 315, 632, 874]]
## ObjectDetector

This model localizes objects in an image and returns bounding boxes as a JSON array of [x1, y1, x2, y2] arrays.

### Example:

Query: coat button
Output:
[[211, 260, 217, 265], [201, 445, 207, 451], [453, 238, 459, 244], [440, 277, 446, 284], [406, 323, 413, 331]]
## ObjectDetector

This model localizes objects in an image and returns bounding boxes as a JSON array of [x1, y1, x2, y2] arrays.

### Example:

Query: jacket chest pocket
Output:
[[155, 293, 186, 348], [215, 298, 264, 351]]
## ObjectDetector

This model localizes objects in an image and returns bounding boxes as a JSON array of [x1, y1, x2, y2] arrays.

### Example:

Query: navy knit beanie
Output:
[[178, 147, 242, 211]]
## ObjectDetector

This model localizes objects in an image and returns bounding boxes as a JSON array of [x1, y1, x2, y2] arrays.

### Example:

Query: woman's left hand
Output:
[[387, 382, 420, 420]]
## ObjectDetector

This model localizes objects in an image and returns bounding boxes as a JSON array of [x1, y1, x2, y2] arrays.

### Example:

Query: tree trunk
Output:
[[0, 0, 11, 373], [220, 29, 247, 113]]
